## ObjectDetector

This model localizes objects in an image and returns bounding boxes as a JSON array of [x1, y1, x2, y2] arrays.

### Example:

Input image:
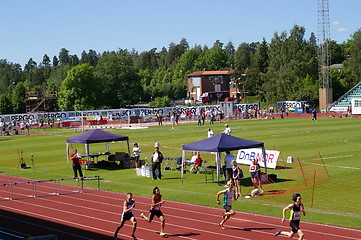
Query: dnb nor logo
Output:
[[236, 148, 280, 169]]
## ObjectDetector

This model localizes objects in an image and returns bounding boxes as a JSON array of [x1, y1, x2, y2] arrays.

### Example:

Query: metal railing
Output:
[[0, 176, 101, 201]]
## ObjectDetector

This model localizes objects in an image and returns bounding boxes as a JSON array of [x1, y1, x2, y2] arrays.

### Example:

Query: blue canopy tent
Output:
[[66, 129, 130, 165], [182, 133, 266, 184]]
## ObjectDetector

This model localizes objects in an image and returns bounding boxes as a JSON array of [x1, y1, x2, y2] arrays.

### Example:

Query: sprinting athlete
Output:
[[140, 186, 166, 236], [216, 180, 239, 229], [114, 193, 137, 240], [275, 193, 306, 240]]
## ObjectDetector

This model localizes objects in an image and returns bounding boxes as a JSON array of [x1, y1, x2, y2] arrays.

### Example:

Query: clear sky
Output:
[[1, 0, 360, 68]]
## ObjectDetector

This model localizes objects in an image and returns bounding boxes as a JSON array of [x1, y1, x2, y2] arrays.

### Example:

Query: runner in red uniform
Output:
[[140, 187, 166, 236]]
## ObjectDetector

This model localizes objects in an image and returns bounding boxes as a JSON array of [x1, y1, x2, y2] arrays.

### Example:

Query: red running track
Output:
[[0, 175, 360, 240]]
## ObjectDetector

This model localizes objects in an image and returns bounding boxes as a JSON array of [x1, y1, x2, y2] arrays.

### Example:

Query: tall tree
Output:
[[81, 49, 99, 66], [95, 50, 142, 108], [24, 58, 37, 71], [349, 30, 361, 81], [42, 54, 51, 67], [47, 64, 71, 88], [195, 46, 228, 70], [254, 38, 269, 74], [175, 49, 200, 76], [263, 25, 318, 102], [0, 94, 12, 114], [11, 81, 26, 113], [58, 64, 99, 110], [134, 48, 158, 71], [58, 48, 70, 65], [234, 43, 252, 70], [52, 56, 59, 67], [225, 41, 235, 68], [0, 60, 22, 94], [328, 40, 345, 64], [70, 54, 80, 66]]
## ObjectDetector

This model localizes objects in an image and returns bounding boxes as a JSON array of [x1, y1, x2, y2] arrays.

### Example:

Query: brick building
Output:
[[186, 70, 238, 103]]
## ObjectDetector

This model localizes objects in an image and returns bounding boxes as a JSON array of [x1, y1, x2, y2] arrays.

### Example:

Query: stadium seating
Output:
[[331, 82, 361, 109]]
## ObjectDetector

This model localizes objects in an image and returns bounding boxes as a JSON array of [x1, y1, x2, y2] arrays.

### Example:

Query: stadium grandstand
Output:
[[330, 82, 361, 112]]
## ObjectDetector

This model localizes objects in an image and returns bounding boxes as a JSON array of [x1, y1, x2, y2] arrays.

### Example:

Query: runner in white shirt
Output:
[[216, 180, 238, 229]]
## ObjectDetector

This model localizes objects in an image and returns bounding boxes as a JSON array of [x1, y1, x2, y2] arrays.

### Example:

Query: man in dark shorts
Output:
[[275, 193, 306, 240], [140, 187, 166, 236], [114, 193, 137, 240]]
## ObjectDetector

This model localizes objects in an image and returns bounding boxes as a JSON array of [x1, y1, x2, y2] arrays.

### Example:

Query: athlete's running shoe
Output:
[[159, 232, 166, 236], [131, 234, 137, 240], [219, 223, 225, 230], [275, 230, 281, 236]]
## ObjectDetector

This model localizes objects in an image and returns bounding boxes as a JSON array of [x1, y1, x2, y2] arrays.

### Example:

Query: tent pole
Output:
[[262, 147, 268, 175], [181, 151, 185, 184], [216, 152, 221, 185], [126, 140, 130, 156], [81, 110, 84, 131], [119, 109, 121, 129], [66, 143, 69, 164], [86, 144, 90, 169]]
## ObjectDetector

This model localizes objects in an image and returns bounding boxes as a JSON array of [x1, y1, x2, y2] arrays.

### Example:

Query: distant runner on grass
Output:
[[216, 180, 239, 229], [275, 193, 306, 240]]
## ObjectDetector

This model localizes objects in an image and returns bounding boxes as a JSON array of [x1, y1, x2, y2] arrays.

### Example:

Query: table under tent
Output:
[[66, 129, 130, 168], [181, 133, 267, 184]]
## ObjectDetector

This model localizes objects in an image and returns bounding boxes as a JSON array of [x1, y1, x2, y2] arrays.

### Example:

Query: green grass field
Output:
[[0, 117, 360, 229]]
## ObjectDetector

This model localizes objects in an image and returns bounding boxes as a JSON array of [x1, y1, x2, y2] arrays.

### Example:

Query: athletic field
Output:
[[0, 116, 360, 237]]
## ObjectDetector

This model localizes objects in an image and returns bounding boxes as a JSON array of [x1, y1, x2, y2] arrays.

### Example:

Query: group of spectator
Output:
[[0, 118, 57, 136], [223, 151, 263, 197], [0, 119, 30, 136], [132, 142, 165, 180]]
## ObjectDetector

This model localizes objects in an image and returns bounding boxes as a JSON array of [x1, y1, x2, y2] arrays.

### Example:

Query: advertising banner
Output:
[[236, 148, 280, 169], [0, 103, 261, 123]]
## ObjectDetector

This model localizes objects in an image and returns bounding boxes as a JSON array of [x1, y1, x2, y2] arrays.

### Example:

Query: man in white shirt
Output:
[[207, 128, 214, 138], [151, 147, 164, 180], [132, 143, 141, 168], [224, 151, 235, 182], [224, 124, 231, 135], [189, 151, 198, 164]]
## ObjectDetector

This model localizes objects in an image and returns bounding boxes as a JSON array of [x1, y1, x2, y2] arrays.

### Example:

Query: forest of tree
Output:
[[0, 25, 360, 114]]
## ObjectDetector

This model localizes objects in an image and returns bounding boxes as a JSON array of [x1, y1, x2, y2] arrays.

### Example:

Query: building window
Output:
[[215, 84, 221, 92], [191, 77, 201, 87]]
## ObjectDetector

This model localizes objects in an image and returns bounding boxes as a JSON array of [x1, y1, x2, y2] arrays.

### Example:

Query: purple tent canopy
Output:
[[181, 133, 266, 184], [182, 133, 264, 152], [67, 129, 129, 144], [66, 129, 130, 164]]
